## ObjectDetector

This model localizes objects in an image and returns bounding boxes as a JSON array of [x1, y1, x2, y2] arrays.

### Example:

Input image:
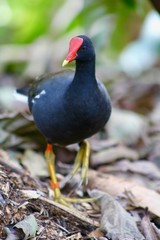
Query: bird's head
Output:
[[62, 35, 95, 66]]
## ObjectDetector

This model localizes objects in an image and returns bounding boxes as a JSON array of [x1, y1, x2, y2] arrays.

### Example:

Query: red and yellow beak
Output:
[[62, 37, 83, 67]]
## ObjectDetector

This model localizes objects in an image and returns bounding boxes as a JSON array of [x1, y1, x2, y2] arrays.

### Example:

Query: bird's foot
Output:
[[53, 185, 96, 207], [45, 142, 95, 207]]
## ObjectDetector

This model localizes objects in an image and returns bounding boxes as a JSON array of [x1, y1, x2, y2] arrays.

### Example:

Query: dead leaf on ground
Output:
[[0, 112, 45, 149], [88, 227, 104, 238], [0, 149, 24, 174], [89, 138, 119, 152], [0, 163, 99, 239], [141, 211, 160, 240], [112, 81, 160, 114], [5, 214, 38, 240], [91, 145, 138, 167], [90, 190, 144, 240], [107, 108, 147, 144], [88, 170, 160, 217], [20, 189, 45, 199], [22, 149, 48, 177], [99, 159, 160, 180]]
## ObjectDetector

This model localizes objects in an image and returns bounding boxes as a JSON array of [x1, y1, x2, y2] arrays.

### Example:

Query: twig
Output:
[[39, 196, 99, 229]]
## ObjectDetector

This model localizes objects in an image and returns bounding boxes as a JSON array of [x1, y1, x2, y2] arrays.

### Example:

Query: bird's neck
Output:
[[73, 57, 97, 85]]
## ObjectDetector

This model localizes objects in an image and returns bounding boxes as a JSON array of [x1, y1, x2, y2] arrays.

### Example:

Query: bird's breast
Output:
[[30, 81, 111, 145]]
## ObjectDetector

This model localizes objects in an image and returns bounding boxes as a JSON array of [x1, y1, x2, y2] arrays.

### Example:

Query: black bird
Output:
[[16, 35, 112, 205]]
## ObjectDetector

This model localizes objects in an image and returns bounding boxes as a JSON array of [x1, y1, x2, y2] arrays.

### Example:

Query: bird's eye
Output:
[[81, 45, 86, 50]]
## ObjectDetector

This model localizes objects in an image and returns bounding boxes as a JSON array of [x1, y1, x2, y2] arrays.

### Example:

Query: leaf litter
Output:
[[1, 68, 160, 239], [90, 190, 144, 240], [5, 215, 38, 240]]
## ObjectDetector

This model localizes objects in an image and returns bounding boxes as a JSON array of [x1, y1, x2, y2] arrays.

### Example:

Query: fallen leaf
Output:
[[141, 211, 159, 240], [99, 159, 160, 180], [91, 146, 138, 167], [88, 228, 104, 238], [112, 80, 160, 114], [107, 108, 147, 144], [88, 170, 160, 217], [90, 138, 119, 152], [22, 149, 48, 177], [5, 215, 38, 240], [0, 149, 23, 174], [20, 189, 45, 199], [90, 190, 144, 240], [152, 224, 160, 240]]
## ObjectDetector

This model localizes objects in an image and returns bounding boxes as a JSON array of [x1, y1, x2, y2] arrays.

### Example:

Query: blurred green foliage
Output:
[[0, 0, 64, 43], [0, 0, 151, 55]]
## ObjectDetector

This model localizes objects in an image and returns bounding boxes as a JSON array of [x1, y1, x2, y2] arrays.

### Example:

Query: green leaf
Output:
[[14, 215, 38, 240]]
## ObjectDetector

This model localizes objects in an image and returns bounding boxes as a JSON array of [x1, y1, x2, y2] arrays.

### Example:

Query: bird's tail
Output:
[[14, 86, 30, 104]]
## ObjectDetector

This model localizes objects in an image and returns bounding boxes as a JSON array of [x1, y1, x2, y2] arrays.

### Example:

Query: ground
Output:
[[1, 69, 160, 239]]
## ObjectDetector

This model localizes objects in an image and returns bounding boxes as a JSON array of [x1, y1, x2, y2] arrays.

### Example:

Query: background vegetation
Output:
[[0, 0, 155, 75]]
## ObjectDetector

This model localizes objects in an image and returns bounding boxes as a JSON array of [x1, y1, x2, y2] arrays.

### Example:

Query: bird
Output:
[[16, 35, 112, 205]]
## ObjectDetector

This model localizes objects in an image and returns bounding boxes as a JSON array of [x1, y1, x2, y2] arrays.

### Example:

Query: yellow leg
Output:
[[62, 140, 90, 185], [70, 140, 90, 185], [81, 140, 90, 185], [45, 144, 68, 205], [63, 141, 93, 203], [70, 142, 85, 177], [45, 142, 95, 206]]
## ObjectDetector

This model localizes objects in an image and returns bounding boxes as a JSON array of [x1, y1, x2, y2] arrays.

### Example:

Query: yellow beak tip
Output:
[[62, 59, 69, 67]]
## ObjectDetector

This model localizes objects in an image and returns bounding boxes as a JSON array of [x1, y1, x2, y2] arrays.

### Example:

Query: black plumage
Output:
[[18, 35, 111, 146], [16, 35, 111, 205]]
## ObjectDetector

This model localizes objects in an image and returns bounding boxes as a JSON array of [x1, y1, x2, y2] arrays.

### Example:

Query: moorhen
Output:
[[16, 35, 112, 205]]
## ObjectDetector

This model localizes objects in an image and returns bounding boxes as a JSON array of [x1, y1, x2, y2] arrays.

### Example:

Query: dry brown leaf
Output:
[[0, 149, 24, 174], [88, 228, 104, 238], [107, 108, 147, 144], [90, 138, 119, 152], [152, 224, 160, 240], [112, 80, 160, 115], [99, 159, 160, 180], [90, 190, 144, 240], [88, 170, 160, 217], [141, 212, 159, 240], [91, 146, 138, 167], [20, 189, 45, 199], [22, 149, 48, 177]]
